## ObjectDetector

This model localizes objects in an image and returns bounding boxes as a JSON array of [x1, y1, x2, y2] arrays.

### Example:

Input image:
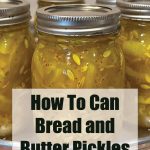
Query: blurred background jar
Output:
[[0, 0, 33, 138], [96, 0, 116, 7], [117, 0, 150, 129], [38, 0, 84, 8], [32, 5, 125, 89]]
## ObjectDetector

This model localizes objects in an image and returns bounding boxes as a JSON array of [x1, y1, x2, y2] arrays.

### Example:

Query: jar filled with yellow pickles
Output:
[[38, 0, 84, 8], [117, 0, 150, 128], [32, 5, 125, 89], [0, 0, 33, 138]]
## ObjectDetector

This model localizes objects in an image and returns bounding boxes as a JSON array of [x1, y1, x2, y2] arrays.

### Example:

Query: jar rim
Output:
[[97, 0, 116, 5], [37, 4, 120, 36], [0, 0, 30, 26], [117, 0, 150, 20], [38, 0, 84, 3]]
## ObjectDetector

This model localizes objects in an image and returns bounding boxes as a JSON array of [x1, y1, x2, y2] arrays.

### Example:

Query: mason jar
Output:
[[38, 0, 84, 8], [117, 0, 150, 128], [32, 4, 125, 89], [0, 0, 33, 138], [96, 0, 116, 7]]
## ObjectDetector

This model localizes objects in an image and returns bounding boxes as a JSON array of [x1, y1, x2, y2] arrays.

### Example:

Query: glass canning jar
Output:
[[38, 0, 84, 8], [32, 5, 125, 89], [117, 0, 150, 129], [0, 0, 33, 138]]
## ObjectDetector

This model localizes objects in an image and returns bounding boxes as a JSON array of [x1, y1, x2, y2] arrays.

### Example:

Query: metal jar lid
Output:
[[97, 0, 116, 5], [37, 4, 120, 36], [117, 0, 150, 20], [38, 0, 84, 3], [0, 0, 30, 26]]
